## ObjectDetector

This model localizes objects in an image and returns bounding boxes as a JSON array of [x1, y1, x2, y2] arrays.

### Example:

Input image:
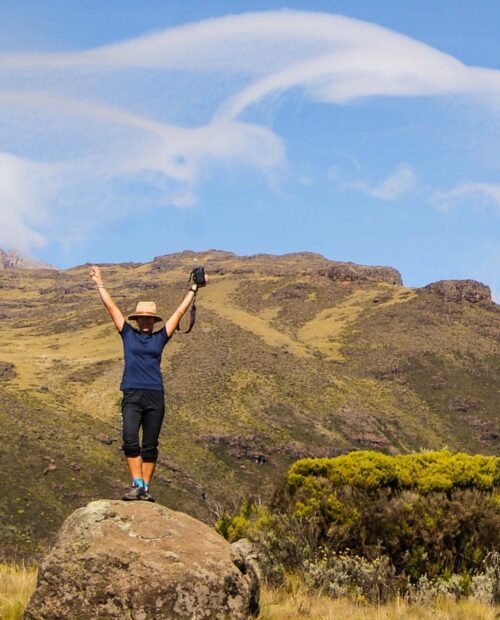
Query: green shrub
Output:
[[220, 450, 499, 599], [288, 450, 498, 494]]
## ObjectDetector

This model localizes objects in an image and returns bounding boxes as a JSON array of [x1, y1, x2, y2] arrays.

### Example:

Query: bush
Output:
[[220, 450, 500, 601], [303, 552, 398, 602]]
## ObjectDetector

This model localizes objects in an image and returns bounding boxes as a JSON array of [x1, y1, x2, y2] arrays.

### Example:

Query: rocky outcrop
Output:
[[198, 434, 270, 464], [424, 279, 492, 305], [0, 248, 56, 270], [25, 500, 260, 619], [322, 263, 402, 285]]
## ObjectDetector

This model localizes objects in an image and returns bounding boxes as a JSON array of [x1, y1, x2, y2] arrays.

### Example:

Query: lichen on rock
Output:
[[25, 499, 260, 619]]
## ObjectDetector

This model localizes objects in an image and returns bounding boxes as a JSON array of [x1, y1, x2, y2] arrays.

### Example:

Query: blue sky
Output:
[[0, 1, 499, 298]]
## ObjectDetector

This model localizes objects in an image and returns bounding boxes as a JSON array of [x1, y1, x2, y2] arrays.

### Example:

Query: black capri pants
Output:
[[121, 389, 165, 462]]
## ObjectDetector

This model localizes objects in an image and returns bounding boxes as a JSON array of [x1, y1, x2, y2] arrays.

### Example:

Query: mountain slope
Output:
[[0, 251, 497, 558]]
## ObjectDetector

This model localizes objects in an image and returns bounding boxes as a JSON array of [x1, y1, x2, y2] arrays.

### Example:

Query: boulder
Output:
[[25, 500, 260, 619]]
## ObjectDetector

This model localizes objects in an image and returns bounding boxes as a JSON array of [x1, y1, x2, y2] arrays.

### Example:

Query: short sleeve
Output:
[[119, 321, 131, 339], [157, 326, 169, 347]]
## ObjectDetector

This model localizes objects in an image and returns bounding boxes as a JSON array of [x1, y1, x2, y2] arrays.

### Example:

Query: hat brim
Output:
[[128, 312, 163, 323]]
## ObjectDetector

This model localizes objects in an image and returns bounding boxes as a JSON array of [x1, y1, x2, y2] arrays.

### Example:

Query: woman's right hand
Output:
[[90, 265, 103, 285]]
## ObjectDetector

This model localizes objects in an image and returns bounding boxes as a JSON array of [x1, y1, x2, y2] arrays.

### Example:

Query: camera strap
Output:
[[177, 275, 197, 334], [183, 295, 197, 334]]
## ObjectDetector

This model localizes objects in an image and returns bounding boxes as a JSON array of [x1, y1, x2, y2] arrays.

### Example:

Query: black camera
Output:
[[191, 266, 206, 286]]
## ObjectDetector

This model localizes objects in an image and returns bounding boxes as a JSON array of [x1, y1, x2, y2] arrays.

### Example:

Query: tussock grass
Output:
[[259, 578, 498, 619], [0, 563, 37, 620]]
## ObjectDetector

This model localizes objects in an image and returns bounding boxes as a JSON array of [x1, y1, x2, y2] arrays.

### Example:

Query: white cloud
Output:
[[0, 10, 499, 250], [348, 163, 417, 201], [433, 182, 500, 214], [0, 93, 285, 248], [0, 153, 54, 250]]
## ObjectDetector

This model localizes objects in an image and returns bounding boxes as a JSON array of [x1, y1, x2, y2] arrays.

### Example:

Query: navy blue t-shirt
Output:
[[119, 322, 169, 391]]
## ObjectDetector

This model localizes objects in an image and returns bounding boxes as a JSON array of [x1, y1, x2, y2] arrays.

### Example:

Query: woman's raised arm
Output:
[[165, 282, 201, 337], [90, 265, 125, 332]]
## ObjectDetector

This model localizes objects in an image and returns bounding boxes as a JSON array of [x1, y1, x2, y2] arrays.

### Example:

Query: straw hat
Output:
[[128, 301, 163, 323]]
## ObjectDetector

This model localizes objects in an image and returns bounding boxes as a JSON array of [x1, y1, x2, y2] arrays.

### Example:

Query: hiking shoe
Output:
[[122, 485, 144, 501], [140, 490, 156, 503]]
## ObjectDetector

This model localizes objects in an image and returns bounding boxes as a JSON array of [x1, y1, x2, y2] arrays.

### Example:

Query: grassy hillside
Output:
[[0, 251, 498, 558]]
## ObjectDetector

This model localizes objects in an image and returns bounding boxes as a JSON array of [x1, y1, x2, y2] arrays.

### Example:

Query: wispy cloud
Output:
[[433, 181, 500, 214], [0, 153, 54, 249], [0, 10, 499, 250], [348, 163, 416, 201]]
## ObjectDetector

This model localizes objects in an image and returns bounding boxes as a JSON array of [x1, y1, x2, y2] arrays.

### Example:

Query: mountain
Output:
[[0, 248, 57, 270], [0, 250, 498, 558]]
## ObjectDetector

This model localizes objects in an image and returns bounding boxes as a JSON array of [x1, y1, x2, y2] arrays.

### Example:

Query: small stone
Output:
[[95, 434, 114, 445], [43, 461, 57, 475]]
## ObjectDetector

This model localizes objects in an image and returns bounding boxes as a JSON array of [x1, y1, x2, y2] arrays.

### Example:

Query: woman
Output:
[[90, 264, 202, 502]]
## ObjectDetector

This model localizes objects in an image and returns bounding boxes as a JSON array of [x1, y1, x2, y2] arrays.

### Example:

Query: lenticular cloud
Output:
[[0, 10, 499, 250]]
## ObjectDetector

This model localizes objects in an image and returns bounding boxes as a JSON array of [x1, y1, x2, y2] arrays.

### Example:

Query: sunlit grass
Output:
[[259, 578, 498, 620], [0, 563, 37, 620], [200, 278, 312, 357], [297, 286, 383, 361], [1, 561, 497, 620]]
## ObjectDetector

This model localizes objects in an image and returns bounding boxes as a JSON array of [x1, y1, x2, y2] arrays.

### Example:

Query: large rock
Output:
[[25, 500, 260, 619]]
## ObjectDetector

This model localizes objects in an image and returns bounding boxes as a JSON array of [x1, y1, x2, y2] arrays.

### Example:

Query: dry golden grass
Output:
[[297, 285, 416, 362], [0, 563, 37, 620], [297, 287, 381, 361], [1, 561, 498, 620], [200, 278, 311, 357], [259, 580, 498, 620]]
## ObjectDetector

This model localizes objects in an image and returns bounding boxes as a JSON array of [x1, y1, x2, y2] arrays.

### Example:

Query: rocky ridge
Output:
[[152, 250, 402, 284]]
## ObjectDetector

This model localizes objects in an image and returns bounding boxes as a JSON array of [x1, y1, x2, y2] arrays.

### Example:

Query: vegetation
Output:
[[217, 451, 500, 603], [0, 563, 37, 620], [259, 575, 499, 619], [0, 251, 498, 559], [2, 563, 497, 619]]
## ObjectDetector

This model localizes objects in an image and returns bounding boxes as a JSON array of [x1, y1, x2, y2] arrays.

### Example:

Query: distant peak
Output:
[[0, 248, 58, 271]]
